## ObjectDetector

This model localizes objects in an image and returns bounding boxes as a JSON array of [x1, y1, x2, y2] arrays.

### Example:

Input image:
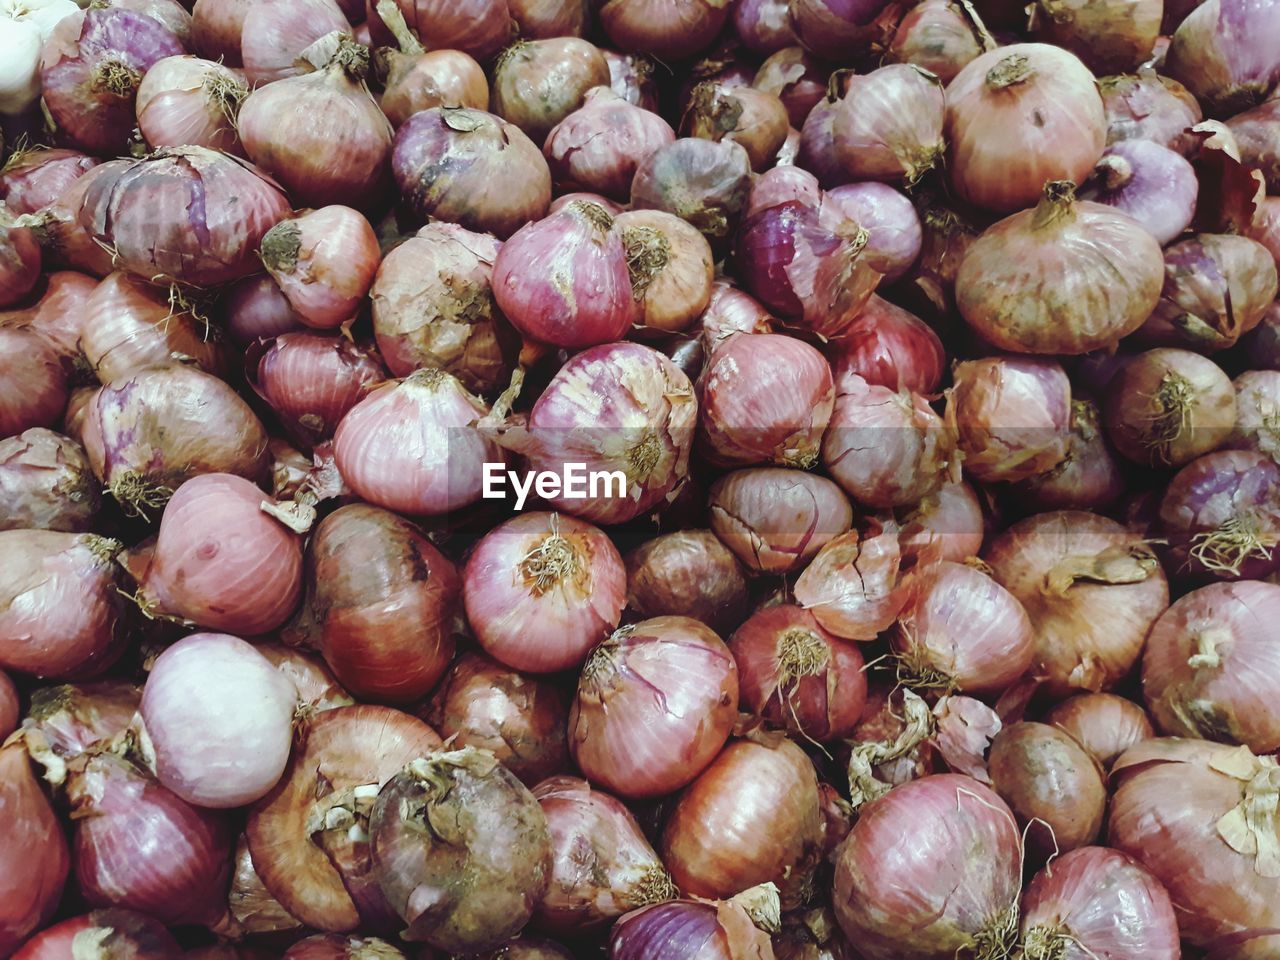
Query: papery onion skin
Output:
[[598, 0, 731, 61], [426, 652, 570, 786], [570, 616, 738, 799], [375, 48, 489, 129], [1104, 347, 1237, 468], [608, 897, 771, 960], [1227, 98, 1280, 193], [833, 774, 1022, 960], [615, 209, 714, 336], [662, 736, 823, 910], [492, 38, 610, 144], [797, 518, 906, 641], [745, 165, 821, 219], [0, 744, 69, 957], [533, 775, 674, 932], [1229, 370, 1280, 464], [729, 604, 868, 740], [824, 182, 923, 283], [254, 643, 353, 715], [0, 428, 100, 533], [0, 325, 68, 440], [1044, 692, 1154, 769], [899, 480, 986, 565], [1164, 0, 1280, 117], [1078, 139, 1198, 246], [788, 0, 902, 62], [286, 503, 459, 703], [260, 207, 382, 330], [11, 909, 182, 960], [827, 298, 942, 397], [0, 148, 100, 217], [240, 0, 351, 86], [18, 681, 141, 788], [683, 81, 789, 173], [464, 511, 625, 674], [630, 138, 753, 247], [832, 64, 946, 185], [988, 721, 1106, 857], [886, 0, 991, 84], [603, 49, 660, 112], [1019, 847, 1180, 960], [956, 181, 1163, 355], [35, 165, 116, 279], [1143, 580, 1280, 752], [944, 44, 1106, 213], [545, 87, 675, 202], [753, 47, 825, 128], [136, 56, 247, 154], [79, 148, 291, 288], [392, 107, 551, 240], [1099, 71, 1203, 157], [985, 511, 1169, 700], [625, 530, 749, 634], [369, 748, 552, 953]]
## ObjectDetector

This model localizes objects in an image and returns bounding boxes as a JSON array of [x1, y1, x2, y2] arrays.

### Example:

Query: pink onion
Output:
[[899, 480, 987, 565], [833, 65, 945, 184], [1, 272, 97, 376], [603, 49, 660, 112], [221, 274, 305, 347], [0, 148, 100, 217], [1229, 370, 1280, 464], [1099, 70, 1203, 157], [255, 643, 353, 715], [464, 511, 625, 673], [140, 632, 297, 807], [191, 0, 250, 65], [598, 0, 731, 61], [795, 518, 907, 640], [1045, 692, 1154, 769], [36, 165, 117, 279], [823, 182, 923, 283], [745, 165, 821, 219], [625, 529, 749, 634], [630, 138, 753, 248], [570, 616, 737, 799], [1012, 398, 1126, 512], [11, 909, 181, 960], [1248, 196, 1280, 273], [79, 147, 291, 288], [798, 97, 849, 188], [609, 895, 776, 960], [240, 0, 351, 85], [1164, 0, 1280, 117], [136, 56, 248, 153], [375, 45, 489, 129], [828, 296, 944, 395], [545, 87, 675, 202], [0, 326, 69, 440], [0, 224, 40, 310], [1079, 139, 1198, 245], [752, 47, 825, 128], [0, 428, 100, 533], [259, 207, 381, 330], [366, 0, 515, 63], [886, 0, 994, 83], [0, 744, 69, 956]]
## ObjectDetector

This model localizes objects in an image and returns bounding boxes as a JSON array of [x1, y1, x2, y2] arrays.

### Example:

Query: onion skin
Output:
[[899, 480, 986, 565], [1230, 370, 1280, 464], [886, 0, 991, 84], [570, 616, 738, 799], [988, 721, 1106, 858], [1099, 71, 1203, 157], [18, 681, 141, 788], [1078, 140, 1198, 246], [1013, 398, 1125, 513], [795, 518, 906, 642], [683, 81, 789, 173], [240, 0, 351, 86], [79, 147, 291, 288], [0, 326, 68, 440], [625, 530, 748, 634], [746, 165, 821, 219], [1164, 0, 1280, 117], [0, 225, 41, 310], [985, 511, 1168, 700], [729, 605, 867, 740], [463, 511, 625, 674], [603, 50, 660, 112], [832, 64, 945, 185], [615, 209, 714, 336], [426, 652, 570, 786], [598, 0, 731, 62], [1044, 692, 1154, 769], [11, 909, 182, 960], [392, 107, 551, 240], [222, 274, 305, 347], [545, 88, 675, 202], [833, 774, 1022, 960], [0, 671, 15, 741], [255, 643, 353, 715], [368, 0, 514, 63], [247, 704, 443, 932], [788, 0, 903, 62], [945, 44, 1106, 213], [1019, 847, 1180, 960], [136, 56, 247, 154], [376, 48, 489, 129], [824, 183, 923, 283], [630, 138, 752, 247], [735, 0, 796, 54], [0, 428, 100, 533], [260, 207, 381, 330], [709, 467, 853, 574], [492, 38, 610, 144], [0, 744, 69, 957], [1227, 98, 1280, 193], [753, 47, 825, 129], [662, 737, 823, 910], [37, 165, 117, 279], [286, 503, 459, 703], [370, 748, 552, 953], [609, 897, 773, 960], [0, 149, 100, 217], [798, 97, 849, 189]]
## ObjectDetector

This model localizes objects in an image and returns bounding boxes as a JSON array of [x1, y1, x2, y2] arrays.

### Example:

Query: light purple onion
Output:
[[140, 633, 297, 809], [799, 98, 849, 188], [1079, 140, 1197, 245], [1164, 0, 1280, 117], [745, 165, 822, 219], [825, 182, 924, 282], [735, 0, 797, 54], [222, 275, 307, 347]]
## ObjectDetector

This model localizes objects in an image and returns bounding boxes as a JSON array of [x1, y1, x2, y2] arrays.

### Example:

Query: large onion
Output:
[[545, 87, 675, 202], [136, 55, 247, 154], [598, 0, 731, 61], [1099, 70, 1203, 156], [832, 64, 945, 184]]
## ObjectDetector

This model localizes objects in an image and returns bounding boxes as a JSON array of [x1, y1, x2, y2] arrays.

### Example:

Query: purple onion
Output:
[[734, 0, 798, 54], [1244, 301, 1280, 371], [824, 182, 923, 282], [1079, 140, 1198, 246], [222, 275, 306, 347], [610, 899, 774, 960], [40, 8, 186, 157], [1164, 0, 1280, 116], [789, 0, 900, 60], [799, 98, 849, 188], [745, 166, 822, 218]]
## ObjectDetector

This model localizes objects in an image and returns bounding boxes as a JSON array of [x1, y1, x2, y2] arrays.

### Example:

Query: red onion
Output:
[[545, 87, 675, 202], [886, 0, 993, 83], [752, 47, 825, 129], [1141, 234, 1279, 351], [286, 503, 458, 702], [508, 0, 589, 38], [247, 704, 443, 932], [833, 65, 945, 185], [533, 775, 675, 932], [1230, 370, 1280, 464], [369, 747, 552, 953], [464, 511, 625, 673], [828, 297, 942, 396], [0, 670, 15, 740], [1077, 141, 1197, 250], [570, 616, 738, 799], [798, 97, 849, 189], [745, 165, 821, 219], [191, 0, 249, 64], [68, 751, 233, 927], [891, 560, 1034, 696], [734, 0, 795, 53], [370, 223, 514, 395], [833, 774, 1022, 960], [375, 43, 489, 129], [823, 373, 955, 510], [79, 147, 290, 288], [1045, 692, 1154, 769], [1109, 738, 1280, 951], [81, 272, 229, 383], [945, 44, 1106, 213], [1020, 847, 1179, 960], [708, 467, 853, 574], [603, 49, 659, 112], [1245, 300, 1280, 373], [0, 428, 100, 532], [1164, 0, 1280, 117], [1100, 70, 1204, 156], [663, 736, 823, 909], [39, 7, 185, 156], [1159, 451, 1280, 581], [11, 909, 181, 960], [0, 224, 39, 310], [988, 721, 1106, 857], [899, 480, 986, 564], [734, 198, 882, 339], [699, 280, 774, 350], [1227, 98, 1280, 193], [1012, 399, 1126, 512], [497, 343, 696, 524], [1104, 347, 1237, 467], [260, 207, 381, 331], [625, 530, 748, 634], [630, 138, 753, 248], [222, 274, 304, 347], [282, 935, 404, 960], [136, 56, 246, 153], [2, 271, 97, 373], [598, 0, 730, 61], [392, 107, 551, 240], [0, 744, 69, 956], [18, 680, 141, 786], [682, 81, 789, 173], [83, 364, 268, 516], [426, 652, 569, 786], [492, 38, 610, 144], [794, 517, 906, 641], [240, 0, 351, 85], [614, 209, 714, 336], [35, 165, 116, 279], [1248, 196, 1280, 274], [730, 604, 868, 740], [62, 387, 97, 446], [0, 531, 124, 679], [823, 183, 922, 283], [609, 893, 777, 960], [985, 510, 1168, 699], [0, 148, 100, 217], [789, 0, 902, 61], [945, 356, 1072, 484], [0, 326, 70, 438], [332, 367, 503, 516], [136, 473, 302, 634], [366, 0, 514, 63]]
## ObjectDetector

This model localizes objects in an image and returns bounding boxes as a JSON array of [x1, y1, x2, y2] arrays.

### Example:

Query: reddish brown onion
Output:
[[0, 428, 100, 533], [683, 81, 789, 173], [366, 0, 514, 63], [492, 38, 610, 144], [899, 480, 987, 564], [829, 296, 943, 395], [598, 0, 731, 61], [794, 518, 907, 641], [1012, 399, 1126, 512], [18, 680, 140, 787], [375, 45, 489, 129], [0, 744, 69, 956], [887, 0, 993, 83], [625, 530, 749, 634], [1044, 692, 1154, 769], [0, 325, 67, 439]]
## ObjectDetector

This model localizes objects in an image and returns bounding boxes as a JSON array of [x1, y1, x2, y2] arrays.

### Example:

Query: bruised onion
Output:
[[1164, 0, 1280, 116], [824, 183, 923, 283], [682, 81, 789, 173], [0, 148, 99, 217], [886, 0, 993, 83], [630, 138, 752, 247], [1012, 399, 1125, 512], [945, 44, 1106, 213], [794, 518, 906, 641], [492, 38, 610, 144], [392, 107, 551, 240], [829, 296, 943, 395], [136, 56, 247, 153], [0, 428, 99, 533], [985, 511, 1168, 699], [1078, 140, 1198, 245], [545, 87, 675, 202], [570, 616, 738, 799], [240, 0, 351, 85], [598, 0, 730, 61], [625, 530, 748, 634], [615, 209, 714, 335], [286, 503, 458, 702], [833, 65, 945, 184], [0, 325, 66, 439], [10, 909, 181, 960], [370, 748, 552, 953], [0, 744, 69, 956]]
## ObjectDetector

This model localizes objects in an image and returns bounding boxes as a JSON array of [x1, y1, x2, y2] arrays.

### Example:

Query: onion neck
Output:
[[623, 225, 670, 300], [203, 71, 247, 126], [519, 522, 584, 596], [570, 199, 616, 235], [374, 0, 424, 56], [260, 221, 301, 274], [1095, 154, 1134, 192], [91, 59, 142, 99], [1030, 180, 1078, 231], [985, 52, 1032, 89]]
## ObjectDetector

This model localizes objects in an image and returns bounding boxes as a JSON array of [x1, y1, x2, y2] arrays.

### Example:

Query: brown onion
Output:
[[1030, 0, 1159, 73], [599, 0, 731, 61], [630, 137, 752, 247], [240, 0, 351, 85], [545, 87, 675, 202], [285, 503, 458, 703], [375, 44, 488, 129], [136, 56, 247, 154], [508, 0, 589, 37], [1045, 693, 1154, 769], [615, 209, 714, 336], [625, 530, 749, 634], [0, 428, 100, 533], [683, 81, 789, 173], [0, 744, 69, 956], [492, 38, 610, 144], [228, 832, 304, 937], [0, 325, 67, 439], [794, 518, 907, 641], [886, 0, 993, 83]]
